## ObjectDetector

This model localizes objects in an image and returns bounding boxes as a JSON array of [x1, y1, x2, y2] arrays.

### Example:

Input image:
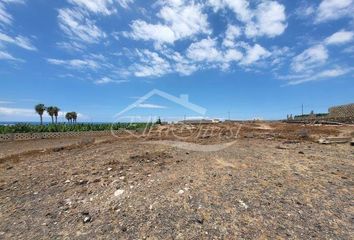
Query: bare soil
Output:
[[0, 122, 353, 239]]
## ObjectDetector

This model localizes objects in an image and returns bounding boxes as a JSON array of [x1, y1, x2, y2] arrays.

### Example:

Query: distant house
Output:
[[178, 119, 214, 124]]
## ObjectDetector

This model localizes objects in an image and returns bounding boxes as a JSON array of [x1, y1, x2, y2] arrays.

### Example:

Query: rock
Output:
[[82, 211, 92, 223], [238, 200, 249, 209], [83, 216, 92, 223], [65, 180, 71, 183], [177, 190, 184, 195], [196, 216, 204, 224], [298, 151, 304, 154], [77, 180, 88, 185], [114, 189, 125, 197], [92, 178, 101, 183], [50, 181, 58, 186], [81, 210, 89, 215], [276, 145, 288, 150], [107, 168, 112, 171]]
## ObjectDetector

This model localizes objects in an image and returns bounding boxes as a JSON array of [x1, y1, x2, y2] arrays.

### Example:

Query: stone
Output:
[[238, 200, 249, 209], [77, 180, 88, 185], [82, 211, 92, 223], [83, 216, 92, 223], [114, 189, 125, 197], [177, 190, 184, 195]]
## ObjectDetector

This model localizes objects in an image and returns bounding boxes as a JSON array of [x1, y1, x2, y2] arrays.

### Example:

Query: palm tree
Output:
[[35, 104, 46, 125], [65, 112, 72, 123], [71, 112, 78, 123], [53, 107, 60, 124], [46, 106, 55, 124]]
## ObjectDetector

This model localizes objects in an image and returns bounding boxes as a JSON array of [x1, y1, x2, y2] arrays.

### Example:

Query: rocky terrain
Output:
[[0, 122, 353, 239]]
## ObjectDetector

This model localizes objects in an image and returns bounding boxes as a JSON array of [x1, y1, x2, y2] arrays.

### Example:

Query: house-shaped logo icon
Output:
[[115, 89, 207, 119]]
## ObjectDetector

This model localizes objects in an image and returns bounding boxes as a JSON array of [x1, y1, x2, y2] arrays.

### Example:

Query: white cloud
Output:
[[47, 58, 100, 70], [120, 39, 279, 78], [0, 100, 14, 104], [224, 49, 243, 62], [0, 106, 36, 117], [187, 38, 222, 62], [222, 24, 241, 47], [159, 48, 198, 76], [58, 8, 106, 44], [295, 3, 315, 18], [209, 0, 287, 38], [123, 47, 200, 77], [128, 0, 210, 44], [129, 20, 176, 44], [67, 0, 134, 15], [245, 1, 287, 38], [343, 46, 354, 53], [174, 62, 198, 76], [132, 49, 171, 77], [158, 1, 210, 39], [68, 0, 116, 15], [316, 0, 354, 23], [56, 41, 85, 52], [325, 30, 354, 45], [209, 0, 251, 22], [137, 103, 167, 109], [291, 44, 328, 72], [0, 2, 12, 25], [287, 67, 352, 85], [0, 50, 21, 61], [268, 46, 292, 67], [241, 44, 271, 65], [94, 77, 128, 84], [117, 0, 134, 9], [0, 0, 24, 26], [0, 32, 36, 51]]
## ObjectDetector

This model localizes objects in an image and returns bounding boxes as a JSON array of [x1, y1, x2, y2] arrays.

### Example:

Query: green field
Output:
[[0, 123, 153, 134]]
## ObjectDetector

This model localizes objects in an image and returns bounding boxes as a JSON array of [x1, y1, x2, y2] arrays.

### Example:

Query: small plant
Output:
[[156, 117, 162, 125]]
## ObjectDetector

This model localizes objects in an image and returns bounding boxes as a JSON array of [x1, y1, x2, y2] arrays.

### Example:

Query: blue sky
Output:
[[0, 0, 353, 122]]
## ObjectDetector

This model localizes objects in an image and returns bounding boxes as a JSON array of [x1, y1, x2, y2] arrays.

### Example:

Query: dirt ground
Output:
[[0, 122, 353, 239]]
